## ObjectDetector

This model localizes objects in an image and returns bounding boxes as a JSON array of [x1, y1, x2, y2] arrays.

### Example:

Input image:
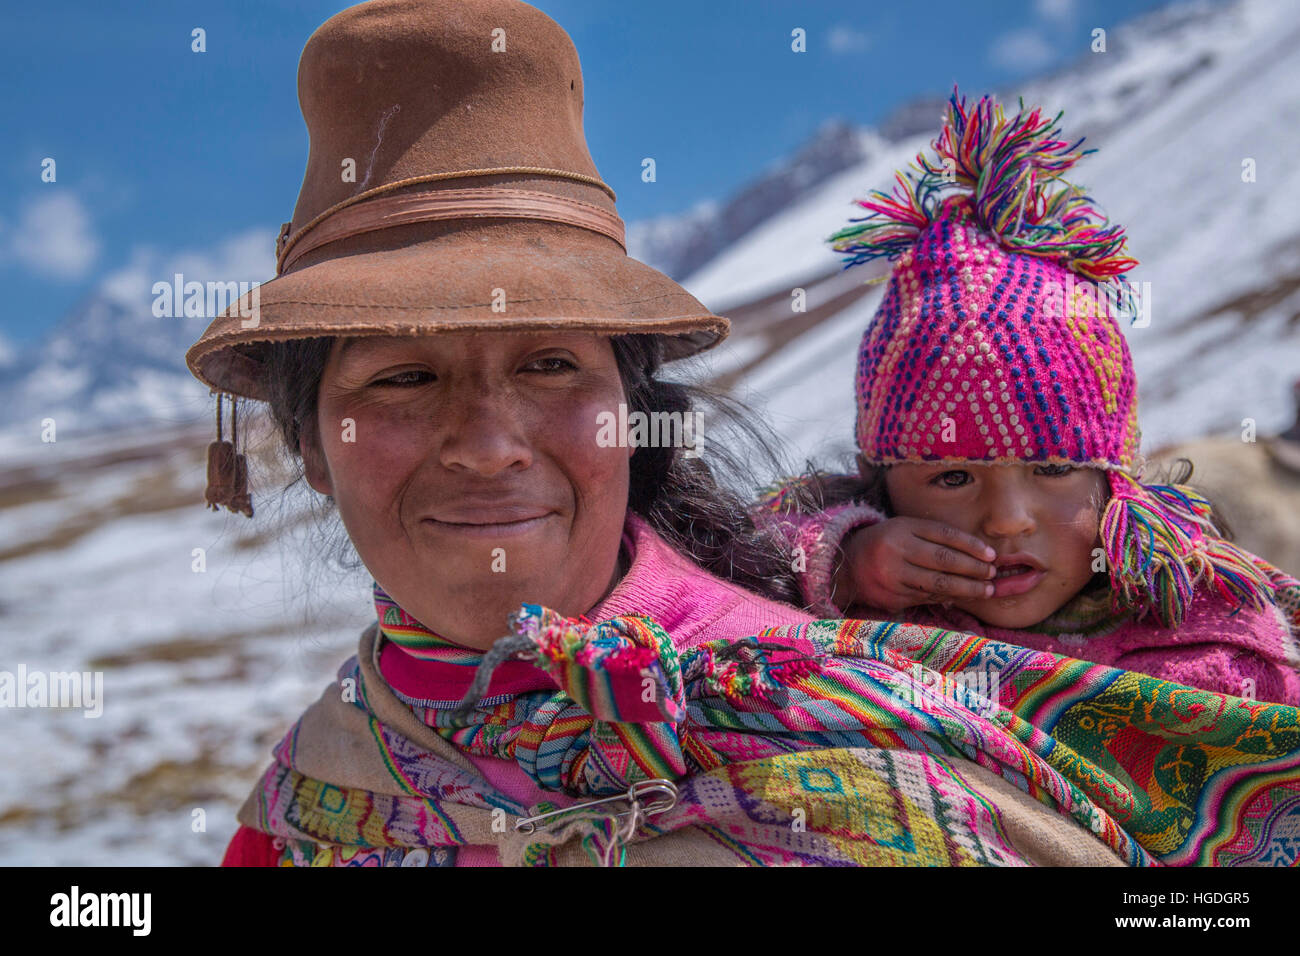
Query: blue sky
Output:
[[1, 0, 1177, 348]]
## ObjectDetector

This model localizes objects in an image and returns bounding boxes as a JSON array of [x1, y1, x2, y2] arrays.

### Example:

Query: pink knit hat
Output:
[[829, 89, 1271, 627], [850, 193, 1139, 469]]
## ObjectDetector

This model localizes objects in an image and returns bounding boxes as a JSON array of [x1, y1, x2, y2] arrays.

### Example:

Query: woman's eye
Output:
[[932, 470, 971, 487], [526, 356, 578, 373], [1036, 464, 1074, 476], [373, 369, 434, 387]]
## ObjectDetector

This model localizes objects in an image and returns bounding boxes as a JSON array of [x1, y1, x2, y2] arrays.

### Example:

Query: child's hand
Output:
[[833, 517, 997, 613]]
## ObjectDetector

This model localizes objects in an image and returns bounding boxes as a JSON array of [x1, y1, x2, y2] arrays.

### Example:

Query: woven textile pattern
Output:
[[243, 598, 1300, 866]]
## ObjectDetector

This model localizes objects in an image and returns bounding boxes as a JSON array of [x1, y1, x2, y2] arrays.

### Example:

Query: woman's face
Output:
[[884, 462, 1106, 628], [301, 331, 634, 649]]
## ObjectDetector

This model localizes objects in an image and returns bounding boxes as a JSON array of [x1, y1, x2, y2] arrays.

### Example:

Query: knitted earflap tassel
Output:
[[204, 392, 254, 518], [1100, 470, 1271, 627]]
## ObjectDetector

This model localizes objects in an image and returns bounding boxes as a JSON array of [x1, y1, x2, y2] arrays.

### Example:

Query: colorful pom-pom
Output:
[[829, 86, 1138, 314]]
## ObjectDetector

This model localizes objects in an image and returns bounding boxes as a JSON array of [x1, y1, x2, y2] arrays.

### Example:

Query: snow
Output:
[[682, 145, 923, 310], [0, 443, 371, 864]]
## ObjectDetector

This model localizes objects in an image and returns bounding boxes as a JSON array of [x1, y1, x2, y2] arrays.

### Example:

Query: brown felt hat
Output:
[[185, 0, 729, 405]]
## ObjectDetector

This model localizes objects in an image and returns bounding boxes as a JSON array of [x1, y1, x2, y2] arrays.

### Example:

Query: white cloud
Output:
[[0, 327, 16, 368], [98, 226, 276, 313], [98, 245, 159, 311], [5, 192, 101, 280], [989, 27, 1056, 72], [166, 226, 274, 283], [1034, 0, 1077, 24], [827, 24, 870, 55]]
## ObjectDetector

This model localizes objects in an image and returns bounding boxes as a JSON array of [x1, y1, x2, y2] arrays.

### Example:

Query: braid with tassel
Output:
[[204, 391, 254, 518]]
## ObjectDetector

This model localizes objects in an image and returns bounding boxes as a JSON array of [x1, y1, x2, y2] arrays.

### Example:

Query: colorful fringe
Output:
[[512, 603, 688, 725], [1101, 469, 1275, 627], [829, 86, 1138, 316], [753, 473, 821, 514]]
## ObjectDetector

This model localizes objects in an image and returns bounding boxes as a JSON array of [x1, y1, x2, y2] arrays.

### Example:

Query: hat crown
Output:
[[184, 0, 728, 405], [290, 0, 606, 232]]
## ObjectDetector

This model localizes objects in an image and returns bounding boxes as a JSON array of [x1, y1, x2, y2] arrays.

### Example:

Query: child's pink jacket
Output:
[[761, 495, 1300, 707]]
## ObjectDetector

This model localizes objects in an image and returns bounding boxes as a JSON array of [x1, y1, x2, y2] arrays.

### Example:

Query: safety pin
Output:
[[514, 779, 678, 834]]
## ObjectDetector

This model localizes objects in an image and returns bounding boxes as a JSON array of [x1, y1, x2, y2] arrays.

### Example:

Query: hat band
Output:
[[277, 186, 626, 274]]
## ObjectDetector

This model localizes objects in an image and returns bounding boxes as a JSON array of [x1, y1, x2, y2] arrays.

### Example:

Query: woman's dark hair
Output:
[[257, 333, 809, 607], [778, 458, 891, 516]]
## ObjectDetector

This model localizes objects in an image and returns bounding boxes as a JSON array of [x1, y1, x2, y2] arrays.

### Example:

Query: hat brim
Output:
[[186, 219, 728, 401]]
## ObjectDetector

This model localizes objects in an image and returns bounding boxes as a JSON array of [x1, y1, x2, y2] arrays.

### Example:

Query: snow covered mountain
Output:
[[671, 0, 1300, 468], [627, 118, 886, 281], [3, 0, 1294, 469], [0, 230, 267, 457], [0, 292, 211, 449]]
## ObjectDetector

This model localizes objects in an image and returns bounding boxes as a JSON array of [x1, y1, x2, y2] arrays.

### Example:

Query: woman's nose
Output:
[[437, 392, 533, 476]]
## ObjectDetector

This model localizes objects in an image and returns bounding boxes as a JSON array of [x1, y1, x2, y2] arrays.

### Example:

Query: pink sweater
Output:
[[222, 510, 814, 867], [764, 497, 1300, 706]]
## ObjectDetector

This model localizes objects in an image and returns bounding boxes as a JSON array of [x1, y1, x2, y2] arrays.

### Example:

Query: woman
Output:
[[187, 0, 827, 866], [185, 0, 1298, 868]]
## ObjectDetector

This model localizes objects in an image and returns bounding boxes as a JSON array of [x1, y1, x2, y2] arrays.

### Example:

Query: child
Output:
[[756, 90, 1300, 706]]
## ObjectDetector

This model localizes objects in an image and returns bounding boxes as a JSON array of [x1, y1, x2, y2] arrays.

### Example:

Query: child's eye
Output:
[[1035, 464, 1074, 477], [931, 470, 972, 487]]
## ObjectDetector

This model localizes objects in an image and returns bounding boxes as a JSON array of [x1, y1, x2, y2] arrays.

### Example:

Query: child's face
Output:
[[882, 462, 1106, 628]]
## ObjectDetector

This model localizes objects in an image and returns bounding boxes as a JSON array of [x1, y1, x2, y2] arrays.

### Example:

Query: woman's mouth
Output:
[[421, 512, 555, 538]]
